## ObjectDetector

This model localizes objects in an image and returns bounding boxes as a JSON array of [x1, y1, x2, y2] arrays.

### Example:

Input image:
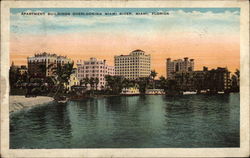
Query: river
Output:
[[10, 93, 239, 148]]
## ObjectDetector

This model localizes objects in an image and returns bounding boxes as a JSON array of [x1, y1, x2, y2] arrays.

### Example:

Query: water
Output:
[[10, 93, 240, 148]]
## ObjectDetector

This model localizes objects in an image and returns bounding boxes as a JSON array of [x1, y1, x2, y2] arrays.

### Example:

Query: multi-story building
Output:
[[114, 49, 151, 80], [76, 57, 114, 89], [208, 67, 231, 91], [27, 52, 72, 77], [166, 57, 194, 78], [172, 67, 231, 92]]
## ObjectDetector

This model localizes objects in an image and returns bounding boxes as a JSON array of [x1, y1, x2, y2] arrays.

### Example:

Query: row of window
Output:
[[115, 66, 150, 68], [115, 61, 150, 64], [115, 57, 150, 60], [78, 74, 108, 79], [78, 69, 110, 73], [116, 72, 150, 75], [115, 69, 150, 71], [80, 62, 104, 65], [77, 66, 110, 69]]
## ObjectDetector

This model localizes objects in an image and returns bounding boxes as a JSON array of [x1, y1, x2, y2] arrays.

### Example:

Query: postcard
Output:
[[1, 0, 249, 157]]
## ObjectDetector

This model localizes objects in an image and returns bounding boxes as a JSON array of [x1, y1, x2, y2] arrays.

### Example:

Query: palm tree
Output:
[[81, 77, 90, 89], [159, 76, 167, 92], [137, 77, 150, 94], [94, 78, 99, 90], [105, 75, 124, 94], [235, 69, 240, 87], [52, 62, 74, 98], [89, 77, 95, 90], [150, 70, 158, 89], [235, 69, 240, 78], [122, 78, 130, 89]]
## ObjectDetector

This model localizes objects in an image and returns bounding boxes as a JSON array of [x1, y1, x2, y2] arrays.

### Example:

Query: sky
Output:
[[10, 8, 240, 77]]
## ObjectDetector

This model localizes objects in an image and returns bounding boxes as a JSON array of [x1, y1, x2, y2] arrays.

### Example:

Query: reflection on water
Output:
[[10, 93, 239, 148]]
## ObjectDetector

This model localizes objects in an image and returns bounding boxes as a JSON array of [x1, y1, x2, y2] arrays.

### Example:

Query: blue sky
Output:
[[10, 8, 240, 35]]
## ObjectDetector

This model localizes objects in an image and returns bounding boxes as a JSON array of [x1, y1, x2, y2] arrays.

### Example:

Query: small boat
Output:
[[200, 90, 207, 94], [218, 91, 225, 94], [55, 96, 68, 104], [183, 91, 197, 95]]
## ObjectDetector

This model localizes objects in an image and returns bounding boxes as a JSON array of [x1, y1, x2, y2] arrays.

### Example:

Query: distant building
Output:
[[208, 67, 231, 91], [114, 49, 151, 80], [10, 62, 28, 75], [27, 52, 72, 77], [172, 67, 231, 92], [9, 62, 28, 88], [166, 57, 194, 78], [76, 57, 114, 89], [67, 69, 80, 91]]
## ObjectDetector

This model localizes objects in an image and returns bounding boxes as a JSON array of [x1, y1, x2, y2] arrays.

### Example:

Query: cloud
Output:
[[10, 9, 240, 35]]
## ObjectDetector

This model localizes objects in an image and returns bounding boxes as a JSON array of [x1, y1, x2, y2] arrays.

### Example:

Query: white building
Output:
[[76, 57, 114, 89], [114, 49, 151, 80]]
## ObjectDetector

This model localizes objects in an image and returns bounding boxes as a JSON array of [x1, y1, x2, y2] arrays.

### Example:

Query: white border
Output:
[[1, 1, 249, 157]]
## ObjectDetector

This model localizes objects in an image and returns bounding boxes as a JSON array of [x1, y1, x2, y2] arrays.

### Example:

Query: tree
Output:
[[81, 77, 90, 89], [235, 69, 240, 88], [150, 70, 158, 89], [231, 69, 240, 92], [105, 75, 124, 94], [52, 62, 74, 96], [165, 79, 180, 96], [235, 69, 240, 78], [89, 77, 95, 90], [94, 78, 99, 90], [122, 78, 130, 89], [137, 77, 150, 94], [159, 76, 167, 92]]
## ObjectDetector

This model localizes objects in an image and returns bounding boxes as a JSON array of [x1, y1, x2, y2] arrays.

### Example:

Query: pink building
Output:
[[76, 57, 114, 89]]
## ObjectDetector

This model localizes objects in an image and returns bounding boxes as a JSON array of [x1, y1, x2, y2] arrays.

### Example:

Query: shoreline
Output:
[[9, 95, 54, 113]]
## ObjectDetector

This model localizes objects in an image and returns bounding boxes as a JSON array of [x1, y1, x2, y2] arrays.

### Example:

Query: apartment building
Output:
[[114, 49, 151, 80], [166, 57, 194, 78], [27, 52, 72, 77], [76, 57, 114, 89], [173, 67, 231, 92]]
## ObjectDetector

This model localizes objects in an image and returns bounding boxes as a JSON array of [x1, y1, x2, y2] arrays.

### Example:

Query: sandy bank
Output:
[[9, 96, 54, 113]]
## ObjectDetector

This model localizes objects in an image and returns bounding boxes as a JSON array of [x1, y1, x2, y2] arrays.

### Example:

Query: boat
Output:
[[146, 89, 165, 95], [218, 91, 225, 94], [200, 90, 207, 94], [121, 87, 140, 95], [183, 91, 197, 95], [55, 96, 68, 104]]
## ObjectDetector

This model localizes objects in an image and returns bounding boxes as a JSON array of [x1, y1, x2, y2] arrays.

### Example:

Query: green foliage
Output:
[[105, 75, 125, 94], [137, 77, 150, 94], [52, 62, 74, 95]]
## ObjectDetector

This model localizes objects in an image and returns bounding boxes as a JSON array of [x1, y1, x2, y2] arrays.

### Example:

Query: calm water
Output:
[[10, 93, 240, 148]]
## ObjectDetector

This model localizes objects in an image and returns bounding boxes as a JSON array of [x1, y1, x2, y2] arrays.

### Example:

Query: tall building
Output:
[[172, 67, 231, 92], [166, 57, 194, 78], [114, 49, 151, 80], [27, 52, 72, 77], [76, 57, 114, 89]]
